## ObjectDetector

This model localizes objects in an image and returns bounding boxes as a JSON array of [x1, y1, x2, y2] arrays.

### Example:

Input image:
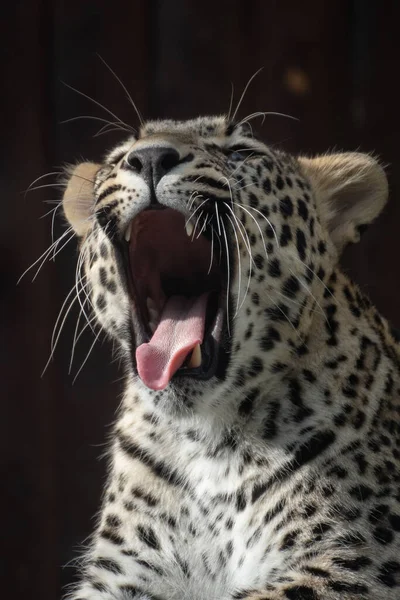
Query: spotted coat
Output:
[[61, 116, 400, 600]]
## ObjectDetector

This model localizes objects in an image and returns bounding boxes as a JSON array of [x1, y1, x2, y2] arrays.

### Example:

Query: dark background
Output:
[[2, 1, 400, 599]]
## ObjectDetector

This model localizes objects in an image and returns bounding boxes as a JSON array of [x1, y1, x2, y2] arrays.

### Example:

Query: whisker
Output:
[[231, 68, 264, 123], [226, 214, 242, 317], [227, 81, 235, 123], [233, 202, 269, 261], [236, 201, 280, 248], [207, 226, 215, 275], [97, 53, 144, 127], [17, 226, 74, 283], [24, 171, 63, 198], [220, 219, 231, 337], [237, 111, 299, 128], [61, 80, 135, 133], [73, 325, 102, 384]]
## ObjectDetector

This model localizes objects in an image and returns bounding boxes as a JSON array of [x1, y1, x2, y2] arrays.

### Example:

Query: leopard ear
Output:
[[62, 162, 101, 237], [299, 153, 388, 252]]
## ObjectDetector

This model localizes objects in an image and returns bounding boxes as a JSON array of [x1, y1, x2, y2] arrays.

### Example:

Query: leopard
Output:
[[60, 114, 400, 600]]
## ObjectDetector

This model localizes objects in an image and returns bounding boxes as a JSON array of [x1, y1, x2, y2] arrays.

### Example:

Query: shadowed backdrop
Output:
[[1, 1, 399, 599]]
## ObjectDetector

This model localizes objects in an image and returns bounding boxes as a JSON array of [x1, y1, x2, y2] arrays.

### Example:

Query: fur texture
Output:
[[61, 116, 400, 600]]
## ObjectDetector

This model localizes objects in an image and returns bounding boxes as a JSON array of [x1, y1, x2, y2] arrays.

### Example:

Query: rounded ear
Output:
[[298, 153, 388, 253], [62, 162, 101, 237]]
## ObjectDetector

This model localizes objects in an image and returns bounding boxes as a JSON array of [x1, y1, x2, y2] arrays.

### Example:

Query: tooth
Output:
[[185, 221, 194, 237], [149, 320, 157, 333], [125, 225, 131, 242], [188, 344, 202, 369]]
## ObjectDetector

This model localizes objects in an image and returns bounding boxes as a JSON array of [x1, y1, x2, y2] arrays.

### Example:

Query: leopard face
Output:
[[62, 115, 387, 411]]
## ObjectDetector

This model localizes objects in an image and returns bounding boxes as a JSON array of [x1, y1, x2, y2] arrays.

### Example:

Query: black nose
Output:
[[126, 146, 180, 188]]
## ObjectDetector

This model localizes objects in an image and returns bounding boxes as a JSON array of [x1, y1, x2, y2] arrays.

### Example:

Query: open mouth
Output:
[[122, 207, 228, 390]]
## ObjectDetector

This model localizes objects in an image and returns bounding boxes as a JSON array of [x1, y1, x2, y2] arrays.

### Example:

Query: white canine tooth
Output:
[[185, 221, 194, 237], [188, 344, 202, 369], [124, 225, 131, 242]]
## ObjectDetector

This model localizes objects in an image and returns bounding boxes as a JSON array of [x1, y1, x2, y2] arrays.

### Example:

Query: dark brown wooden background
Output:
[[2, 1, 400, 599]]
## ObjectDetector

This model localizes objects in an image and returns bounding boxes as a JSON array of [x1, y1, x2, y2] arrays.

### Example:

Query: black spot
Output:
[[248, 357, 263, 376], [99, 266, 108, 287], [304, 566, 330, 578], [288, 378, 313, 422], [284, 585, 316, 600], [280, 224, 292, 246], [100, 242, 109, 259], [235, 490, 247, 511], [349, 484, 373, 502], [263, 177, 272, 194], [297, 199, 308, 221], [262, 401, 280, 439], [296, 228, 307, 260], [282, 276, 300, 298], [96, 294, 106, 311], [329, 581, 368, 595], [268, 258, 281, 277], [302, 369, 316, 383], [276, 174, 284, 190], [105, 514, 122, 528], [293, 430, 336, 467], [260, 326, 281, 352], [137, 525, 161, 550], [238, 388, 259, 417], [280, 196, 293, 217], [378, 560, 400, 588], [280, 529, 299, 550], [333, 556, 372, 571], [118, 434, 181, 486], [100, 529, 125, 545], [254, 254, 264, 269], [265, 303, 290, 322], [251, 480, 269, 504], [131, 487, 158, 507], [93, 556, 123, 574], [107, 280, 117, 294], [373, 526, 394, 545]]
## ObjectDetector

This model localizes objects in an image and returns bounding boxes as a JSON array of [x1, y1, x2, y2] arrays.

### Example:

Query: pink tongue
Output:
[[136, 294, 209, 391]]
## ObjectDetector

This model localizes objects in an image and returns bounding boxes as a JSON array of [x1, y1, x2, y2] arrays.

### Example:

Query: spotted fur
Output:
[[61, 116, 400, 600]]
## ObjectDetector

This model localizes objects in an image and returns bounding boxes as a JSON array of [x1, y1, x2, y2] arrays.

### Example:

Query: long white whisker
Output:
[[234, 202, 268, 260], [73, 326, 102, 384], [207, 226, 215, 275], [215, 202, 222, 236], [226, 214, 242, 317], [97, 53, 144, 127], [69, 309, 98, 374], [17, 226, 73, 283], [191, 210, 204, 241], [186, 198, 209, 225], [221, 219, 231, 337], [227, 81, 235, 123], [61, 80, 135, 133], [232, 68, 264, 122], [24, 171, 62, 198]]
